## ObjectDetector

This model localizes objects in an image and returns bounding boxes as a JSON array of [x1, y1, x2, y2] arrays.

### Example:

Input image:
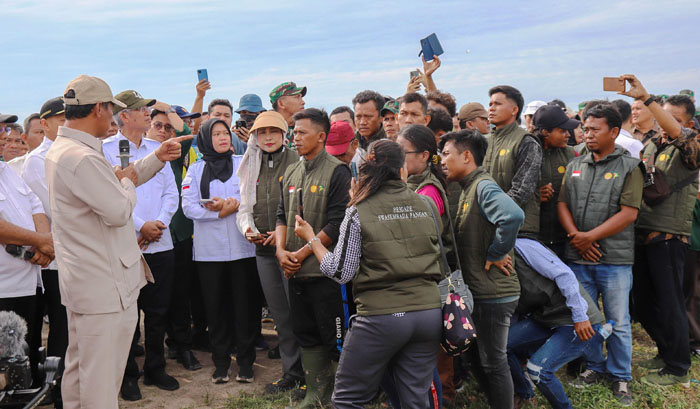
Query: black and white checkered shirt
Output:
[[320, 206, 361, 284]]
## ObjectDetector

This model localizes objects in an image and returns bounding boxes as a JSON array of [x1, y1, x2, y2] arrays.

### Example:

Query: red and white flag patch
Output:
[[288, 186, 296, 194], [572, 170, 581, 178]]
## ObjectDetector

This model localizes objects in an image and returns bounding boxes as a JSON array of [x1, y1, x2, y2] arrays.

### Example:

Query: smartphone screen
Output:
[[200, 198, 214, 204], [350, 162, 358, 179], [197, 69, 208, 83], [410, 70, 420, 79]]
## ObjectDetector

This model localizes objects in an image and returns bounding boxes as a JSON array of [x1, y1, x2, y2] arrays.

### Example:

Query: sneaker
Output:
[[293, 383, 307, 401], [211, 368, 230, 384], [265, 374, 303, 394], [236, 366, 254, 383], [639, 355, 664, 370], [143, 371, 180, 391], [262, 307, 274, 323], [641, 368, 690, 388], [570, 369, 605, 388], [611, 380, 633, 407]]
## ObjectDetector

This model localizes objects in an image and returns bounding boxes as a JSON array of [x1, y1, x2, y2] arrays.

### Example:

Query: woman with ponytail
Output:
[[294, 139, 443, 409]]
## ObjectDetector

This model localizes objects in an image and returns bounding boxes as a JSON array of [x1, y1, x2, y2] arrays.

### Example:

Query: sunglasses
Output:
[[152, 122, 174, 132], [0, 126, 10, 134]]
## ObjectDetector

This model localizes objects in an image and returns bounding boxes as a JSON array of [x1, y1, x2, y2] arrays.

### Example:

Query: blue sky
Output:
[[3, 0, 699, 121]]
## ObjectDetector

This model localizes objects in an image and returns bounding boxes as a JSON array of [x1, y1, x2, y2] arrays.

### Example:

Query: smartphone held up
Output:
[[603, 77, 625, 92]]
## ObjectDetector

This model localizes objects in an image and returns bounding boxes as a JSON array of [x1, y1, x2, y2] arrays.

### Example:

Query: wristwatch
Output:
[[643, 96, 655, 106]]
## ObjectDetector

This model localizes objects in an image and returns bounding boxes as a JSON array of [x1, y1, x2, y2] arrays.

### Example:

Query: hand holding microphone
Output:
[[115, 139, 138, 184]]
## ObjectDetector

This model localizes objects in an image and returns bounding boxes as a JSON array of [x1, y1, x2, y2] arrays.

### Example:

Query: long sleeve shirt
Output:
[[509, 135, 543, 208], [477, 180, 525, 261], [515, 238, 589, 323], [320, 207, 361, 284], [102, 132, 178, 254]]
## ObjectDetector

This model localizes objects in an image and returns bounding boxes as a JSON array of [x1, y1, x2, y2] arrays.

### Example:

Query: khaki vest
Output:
[[253, 148, 299, 256], [564, 148, 640, 264], [483, 122, 540, 234], [455, 167, 520, 300], [282, 150, 347, 278], [539, 146, 575, 245], [354, 181, 442, 316], [638, 142, 699, 236]]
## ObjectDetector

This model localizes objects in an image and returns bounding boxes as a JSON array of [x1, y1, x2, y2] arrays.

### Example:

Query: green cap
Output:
[[659, 94, 669, 102], [113, 90, 156, 114], [381, 100, 399, 116], [680, 89, 695, 98], [269, 82, 307, 105], [578, 102, 587, 111]]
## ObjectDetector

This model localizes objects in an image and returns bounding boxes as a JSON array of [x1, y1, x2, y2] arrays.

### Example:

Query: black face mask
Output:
[[240, 113, 259, 128]]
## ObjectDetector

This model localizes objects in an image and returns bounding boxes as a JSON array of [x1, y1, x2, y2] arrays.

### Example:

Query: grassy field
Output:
[[223, 323, 700, 409]]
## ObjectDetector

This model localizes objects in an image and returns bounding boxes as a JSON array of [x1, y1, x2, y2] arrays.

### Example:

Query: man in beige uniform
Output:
[[45, 75, 190, 409]]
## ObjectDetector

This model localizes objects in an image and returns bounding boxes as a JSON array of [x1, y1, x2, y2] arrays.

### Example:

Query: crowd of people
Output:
[[1, 55, 699, 409]]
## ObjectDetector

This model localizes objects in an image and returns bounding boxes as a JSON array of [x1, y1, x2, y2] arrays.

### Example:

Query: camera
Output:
[[0, 357, 31, 391]]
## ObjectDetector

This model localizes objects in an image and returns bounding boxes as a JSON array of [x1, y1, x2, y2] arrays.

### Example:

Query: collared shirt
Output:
[[181, 156, 255, 261], [45, 126, 163, 314], [631, 121, 662, 146], [7, 155, 26, 175], [21, 136, 58, 270], [102, 133, 178, 254], [616, 129, 644, 159], [0, 161, 43, 298]]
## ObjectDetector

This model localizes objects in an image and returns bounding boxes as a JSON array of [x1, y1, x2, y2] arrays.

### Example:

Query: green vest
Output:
[[539, 146, 575, 245], [514, 251, 604, 328], [455, 167, 520, 300], [564, 148, 640, 264], [253, 148, 299, 256], [354, 181, 443, 316], [483, 122, 540, 234], [638, 142, 699, 236], [406, 167, 455, 266], [282, 150, 348, 278]]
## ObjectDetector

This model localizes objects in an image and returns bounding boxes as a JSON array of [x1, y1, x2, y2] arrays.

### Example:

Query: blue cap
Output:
[[172, 105, 201, 119], [235, 94, 265, 113]]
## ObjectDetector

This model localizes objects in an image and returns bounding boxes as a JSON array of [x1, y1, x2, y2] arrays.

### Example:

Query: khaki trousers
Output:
[[62, 302, 138, 409]]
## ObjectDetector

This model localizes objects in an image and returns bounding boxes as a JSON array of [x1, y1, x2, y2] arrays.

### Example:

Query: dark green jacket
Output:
[[539, 146, 575, 245], [253, 148, 299, 256], [638, 142, 699, 236], [483, 122, 540, 234], [563, 148, 641, 264], [281, 150, 347, 278], [515, 251, 604, 328], [356, 126, 386, 150], [169, 124, 194, 243], [455, 167, 521, 300], [354, 180, 442, 316]]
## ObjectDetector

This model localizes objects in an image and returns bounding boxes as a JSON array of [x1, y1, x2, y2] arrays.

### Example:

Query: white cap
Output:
[[523, 100, 547, 116]]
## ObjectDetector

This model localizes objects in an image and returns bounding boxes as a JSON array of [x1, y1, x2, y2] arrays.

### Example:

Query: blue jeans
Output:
[[507, 318, 604, 409], [569, 263, 633, 381]]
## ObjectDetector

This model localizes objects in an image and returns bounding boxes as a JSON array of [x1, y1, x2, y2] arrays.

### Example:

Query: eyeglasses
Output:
[[125, 106, 151, 114], [0, 127, 10, 134], [152, 122, 174, 132]]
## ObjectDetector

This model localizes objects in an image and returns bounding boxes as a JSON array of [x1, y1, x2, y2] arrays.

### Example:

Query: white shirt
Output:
[[7, 155, 26, 175], [616, 129, 644, 159], [0, 162, 43, 298], [102, 132, 178, 254], [21, 137, 58, 270], [182, 156, 255, 262]]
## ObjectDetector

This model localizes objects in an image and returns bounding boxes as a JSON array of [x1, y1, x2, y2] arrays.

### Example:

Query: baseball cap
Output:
[[269, 82, 307, 105], [0, 113, 18, 123], [680, 89, 695, 98], [523, 100, 547, 116], [235, 94, 265, 113], [381, 100, 399, 116], [249, 111, 288, 134], [63, 75, 126, 108], [533, 104, 580, 131], [172, 105, 201, 119], [325, 121, 355, 156], [39, 97, 65, 119], [578, 102, 587, 111], [457, 102, 487, 121], [113, 90, 156, 114]]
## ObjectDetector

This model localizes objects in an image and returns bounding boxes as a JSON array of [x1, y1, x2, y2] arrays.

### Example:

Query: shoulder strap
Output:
[[443, 197, 463, 273], [420, 195, 450, 277], [670, 171, 699, 193]]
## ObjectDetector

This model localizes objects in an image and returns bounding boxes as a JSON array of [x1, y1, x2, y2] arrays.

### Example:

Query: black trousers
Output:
[[685, 250, 700, 351], [125, 250, 175, 377], [633, 239, 691, 375], [166, 239, 195, 351], [198, 258, 260, 371], [0, 294, 37, 381], [288, 277, 345, 361]]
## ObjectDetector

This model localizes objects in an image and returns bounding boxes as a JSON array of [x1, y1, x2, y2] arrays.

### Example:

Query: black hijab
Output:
[[197, 118, 233, 199]]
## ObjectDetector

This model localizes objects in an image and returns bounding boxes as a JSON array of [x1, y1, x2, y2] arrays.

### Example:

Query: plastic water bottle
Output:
[[598, 320, 615, 340]]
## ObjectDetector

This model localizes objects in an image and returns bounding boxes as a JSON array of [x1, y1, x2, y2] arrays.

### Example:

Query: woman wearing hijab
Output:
[[182, 118, 258, 384], [236, 111, 305, 393]]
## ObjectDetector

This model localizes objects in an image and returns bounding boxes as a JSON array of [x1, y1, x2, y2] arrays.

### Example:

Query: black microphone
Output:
[[117, 139, 131, 168]]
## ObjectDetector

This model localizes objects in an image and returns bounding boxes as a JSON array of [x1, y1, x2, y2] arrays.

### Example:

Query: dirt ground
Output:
[[43, 318, 284, 409]]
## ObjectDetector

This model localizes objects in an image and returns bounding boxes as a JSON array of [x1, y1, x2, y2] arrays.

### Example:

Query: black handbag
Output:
[[420, 196, 477, 356], [642, 153, 697, 206]]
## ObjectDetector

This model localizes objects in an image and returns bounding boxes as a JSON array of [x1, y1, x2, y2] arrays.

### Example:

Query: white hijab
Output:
[[236, 132, 262, 235]]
